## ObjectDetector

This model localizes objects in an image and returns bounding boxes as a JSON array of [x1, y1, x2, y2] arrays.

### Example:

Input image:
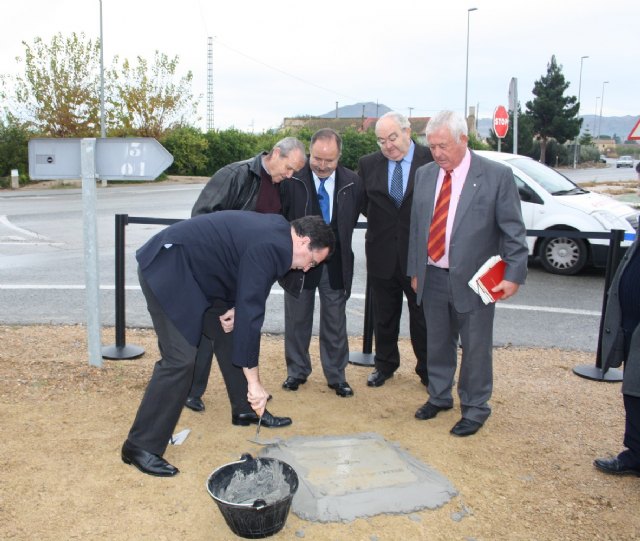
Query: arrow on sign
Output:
[[29, 137, 173, 181]]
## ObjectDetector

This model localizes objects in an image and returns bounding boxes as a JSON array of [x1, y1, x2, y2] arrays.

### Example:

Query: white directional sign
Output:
[[28, 137, 173, 181]]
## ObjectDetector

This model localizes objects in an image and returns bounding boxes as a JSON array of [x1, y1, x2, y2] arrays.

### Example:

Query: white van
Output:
[[476, 151, 639, 275]]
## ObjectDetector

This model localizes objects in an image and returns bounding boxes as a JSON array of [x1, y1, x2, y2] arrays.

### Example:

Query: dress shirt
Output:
[[428, 148, 471, 269], [314, 172, 335, 221], [387, 141, 415, 196]]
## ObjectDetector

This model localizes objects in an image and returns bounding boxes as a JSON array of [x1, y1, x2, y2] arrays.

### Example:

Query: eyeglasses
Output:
[[376, 133, 400, 147]]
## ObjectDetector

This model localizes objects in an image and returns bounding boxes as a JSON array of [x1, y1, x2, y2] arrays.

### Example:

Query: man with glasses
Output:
[[358, 112, 433, 389], [279, 129, 363, 397], [184, 137, 306, 429]]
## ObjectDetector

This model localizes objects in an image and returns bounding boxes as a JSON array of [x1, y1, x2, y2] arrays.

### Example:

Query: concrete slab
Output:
[[258, 432, 457, 522]]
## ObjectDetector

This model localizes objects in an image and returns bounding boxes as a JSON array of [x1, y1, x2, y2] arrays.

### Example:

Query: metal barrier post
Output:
[[349, 275, 375, 366], [573, 229, 624, 382], [102, 213, 145, 360]]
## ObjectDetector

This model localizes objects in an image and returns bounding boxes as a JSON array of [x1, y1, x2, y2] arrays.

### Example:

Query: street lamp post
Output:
[[572, 55, 588, 169], [99, 0, 105, 139], [464, 7, 478, 121], [597, 81, 609, 140], [594, 96, 600, 148]]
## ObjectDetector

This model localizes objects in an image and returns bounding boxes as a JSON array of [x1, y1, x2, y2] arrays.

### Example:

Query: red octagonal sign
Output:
[[493, 105, 509, 138]]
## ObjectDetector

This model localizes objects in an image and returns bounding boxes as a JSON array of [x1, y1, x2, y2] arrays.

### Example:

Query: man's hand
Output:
[[411, 276, 417, 293], [492, 280, 520, 301], [219, 308, 235, 333], [243, 366, 269, 417]]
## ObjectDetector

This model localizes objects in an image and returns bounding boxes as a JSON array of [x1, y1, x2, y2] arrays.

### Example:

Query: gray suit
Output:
[[407, 151, 528, 422]]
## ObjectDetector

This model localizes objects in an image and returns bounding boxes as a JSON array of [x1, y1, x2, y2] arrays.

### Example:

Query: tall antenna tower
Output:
[[207, 37, 214, 131]]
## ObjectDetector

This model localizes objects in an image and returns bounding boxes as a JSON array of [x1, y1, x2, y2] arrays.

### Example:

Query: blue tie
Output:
[[318, 177, 330, 224], [390, 161, 403, 207]]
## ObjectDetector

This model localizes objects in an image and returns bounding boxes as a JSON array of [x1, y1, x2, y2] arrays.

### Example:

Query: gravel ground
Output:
[[1, 325, 639, 540]]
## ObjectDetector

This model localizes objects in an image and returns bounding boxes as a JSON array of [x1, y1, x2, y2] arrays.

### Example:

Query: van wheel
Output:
[[538, 237, 588, 275]]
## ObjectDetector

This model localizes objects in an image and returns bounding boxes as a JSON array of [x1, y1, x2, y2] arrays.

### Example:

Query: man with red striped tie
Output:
[[407, 110, 528, 437]]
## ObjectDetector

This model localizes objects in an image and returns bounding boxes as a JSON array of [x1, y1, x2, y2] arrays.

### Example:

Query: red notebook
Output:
[[468, 256, 506, 304]]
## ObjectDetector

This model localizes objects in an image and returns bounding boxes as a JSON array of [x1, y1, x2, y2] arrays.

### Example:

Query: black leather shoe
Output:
[[450, 418, 483, 437], [184, 396, 205, 412], [594, 456, 640, 476], [328, 381, 354, 397], [231, 409, 292, 428], [420, 377, 429, 387], [282, 376, 307, 391], [415, 402, 452, 420], [367, 370, 392, 387], [121, 440, 179, 477]]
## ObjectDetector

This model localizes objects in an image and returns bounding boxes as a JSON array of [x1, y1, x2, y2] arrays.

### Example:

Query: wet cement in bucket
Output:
[[258, 432, 457, 522], [219, 459, 291, 505]]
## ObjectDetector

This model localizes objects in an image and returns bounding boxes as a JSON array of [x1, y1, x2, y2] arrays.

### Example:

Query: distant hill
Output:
[[477, 115, 639, 140], [318, 102, 391, 119]]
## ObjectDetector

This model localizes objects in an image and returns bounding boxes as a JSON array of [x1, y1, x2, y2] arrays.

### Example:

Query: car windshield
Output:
[[506, 157, 586, 195]]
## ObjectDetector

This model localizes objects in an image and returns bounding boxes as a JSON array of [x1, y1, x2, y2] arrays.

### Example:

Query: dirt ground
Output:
[[1, 324, 638, 541]]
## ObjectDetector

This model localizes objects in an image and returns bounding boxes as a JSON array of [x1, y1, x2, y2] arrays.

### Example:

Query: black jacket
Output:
[[191, 152, 271, 216], [358, 144, 433, 278], [279, 162, 363, 297]]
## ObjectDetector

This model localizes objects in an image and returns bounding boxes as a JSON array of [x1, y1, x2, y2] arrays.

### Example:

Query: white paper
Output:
[[468, 255, 502, 305], [169, 428, 191, 445]]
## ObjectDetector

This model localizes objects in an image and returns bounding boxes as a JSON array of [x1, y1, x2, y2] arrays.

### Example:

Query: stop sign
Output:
[[493, 105, 509, 138]]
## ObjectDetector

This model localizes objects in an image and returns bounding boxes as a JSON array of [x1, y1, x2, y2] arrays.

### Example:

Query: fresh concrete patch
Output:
[[258, 432, 457, 522]]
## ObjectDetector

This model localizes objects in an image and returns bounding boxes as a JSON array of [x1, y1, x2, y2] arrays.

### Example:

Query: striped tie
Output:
[[427, 170, 453, 262]]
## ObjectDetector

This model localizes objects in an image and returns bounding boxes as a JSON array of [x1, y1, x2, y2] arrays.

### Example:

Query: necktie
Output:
[[317, 177, 330, 224], [390, 161, 404, 207], [427, 170, 453, 262]]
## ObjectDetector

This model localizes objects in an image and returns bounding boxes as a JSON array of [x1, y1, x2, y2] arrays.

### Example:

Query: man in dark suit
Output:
[[594, 234, 640, 476], [358, 111, 433, 388], [279, 129, 363, 397], [408, 110, 528, 437], [121, 212, 334, 477], [185, 137, 306, 413]]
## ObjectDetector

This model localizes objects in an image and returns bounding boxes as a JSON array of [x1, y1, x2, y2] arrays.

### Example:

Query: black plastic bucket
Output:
[[206, 453, 299, 539]]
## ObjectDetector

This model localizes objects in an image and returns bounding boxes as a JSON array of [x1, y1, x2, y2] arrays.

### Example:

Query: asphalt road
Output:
[[0, 168, 618, 354]]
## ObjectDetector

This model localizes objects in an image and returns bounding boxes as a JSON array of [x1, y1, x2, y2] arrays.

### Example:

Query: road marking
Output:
[[0, 215, 51, 240], [0, 284, 602, 316]]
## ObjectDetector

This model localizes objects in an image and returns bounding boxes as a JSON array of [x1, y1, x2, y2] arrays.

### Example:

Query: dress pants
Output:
[[622, 393, 640, 467], [422, 265, 495, 424], [188, 304, 251, 415], [284, 265, 349, 385], [369, 260, 428, 381], [128, 270, 198, 456]]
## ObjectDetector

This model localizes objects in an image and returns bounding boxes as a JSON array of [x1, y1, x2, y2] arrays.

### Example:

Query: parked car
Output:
[[599, 154, 607, 164], [616, 155, 634, 168], [476, 151, 639, 275]]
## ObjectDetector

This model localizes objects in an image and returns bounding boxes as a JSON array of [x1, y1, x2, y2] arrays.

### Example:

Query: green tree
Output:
[[525, 55, 581, 164], [0, 117, 31, 180], [7, 32, 102, 137], [578, 128, 593, 146], [109, 51, 197, 138], [340, 128, 377, 171], [161, 126, 209, 176]]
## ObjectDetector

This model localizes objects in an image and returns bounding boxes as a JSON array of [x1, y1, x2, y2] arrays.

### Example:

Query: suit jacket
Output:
[[136, 211, 292, 367], [407, 151, 528, 313], [358, 144, 433, 278], [602, 236, 640, 396], [280, 162, 362, 296]]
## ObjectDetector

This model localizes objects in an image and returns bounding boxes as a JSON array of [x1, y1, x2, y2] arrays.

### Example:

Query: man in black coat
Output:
[[358, 111, 433, 388], [185, 137, 306, 415], [279, 129, 363, 397], [122, 211, 334, 477]]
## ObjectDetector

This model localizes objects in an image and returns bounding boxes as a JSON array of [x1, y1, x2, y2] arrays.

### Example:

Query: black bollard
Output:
[[573, 228, 625, 382], [102, 214, 145, 360]]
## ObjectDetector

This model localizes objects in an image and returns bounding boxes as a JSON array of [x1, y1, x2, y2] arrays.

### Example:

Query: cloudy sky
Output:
[[1, 0, 637, 132]]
